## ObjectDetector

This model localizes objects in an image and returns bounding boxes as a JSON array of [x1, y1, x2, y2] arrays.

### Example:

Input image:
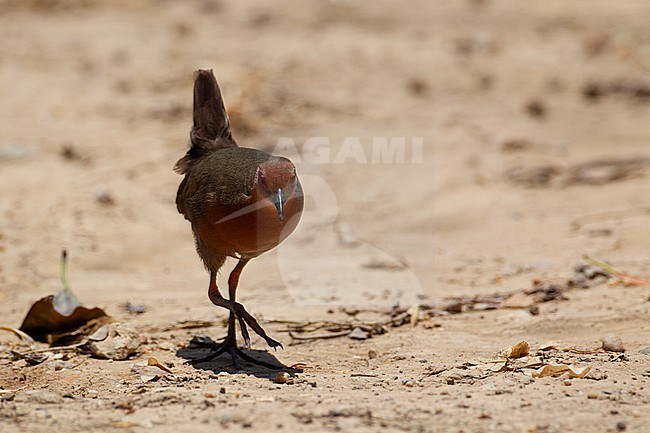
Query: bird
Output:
[[174, 69, 304, 368]]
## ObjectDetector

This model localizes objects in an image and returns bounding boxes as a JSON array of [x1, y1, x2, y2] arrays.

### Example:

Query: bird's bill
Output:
[[273, 188, 286, 221]]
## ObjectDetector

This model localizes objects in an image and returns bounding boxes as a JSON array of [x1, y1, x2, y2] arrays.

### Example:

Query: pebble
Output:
[[89, 322, 140, 360], [638, 347, 650, 355], [0, 393, 15, 401], [130, 364, 164, 383], [275, 372, 290, 384], [348, 327, 369, 340], [602, 335, 625, 353], [616, 421, 626, 431], [124, 301, 147, 314], [95, 188, 116, 206], [368, 349, 378, 359]]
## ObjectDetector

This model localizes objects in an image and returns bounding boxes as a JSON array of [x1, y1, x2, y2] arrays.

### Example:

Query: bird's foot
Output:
[[232, 302, 283, 350], [185, 336, 282, 370]]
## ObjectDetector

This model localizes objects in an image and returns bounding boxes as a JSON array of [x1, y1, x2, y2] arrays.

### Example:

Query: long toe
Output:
[[185, 332, 280, 369], [234, 302, 283, 349], [237, 315, 252, 348], [265, 336, 283, 351]]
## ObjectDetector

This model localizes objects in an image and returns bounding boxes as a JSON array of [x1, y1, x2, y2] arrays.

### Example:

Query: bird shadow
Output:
[[176, 335, 301, 381]]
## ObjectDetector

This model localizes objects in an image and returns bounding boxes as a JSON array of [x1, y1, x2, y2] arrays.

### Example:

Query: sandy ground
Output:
[[1, 1, 650, 432]]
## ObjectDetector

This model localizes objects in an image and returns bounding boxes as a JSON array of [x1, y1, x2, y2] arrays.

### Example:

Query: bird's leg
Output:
[[187, 271, 240, 367], [228, 258, 251, 348], [188, 268, 282, 369], [228, 258, 283, 351]]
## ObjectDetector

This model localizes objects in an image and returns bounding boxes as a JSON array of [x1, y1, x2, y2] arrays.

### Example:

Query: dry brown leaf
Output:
[[538, 343, 559, 351], [612, 275, 648, 287], [19, 298, 109, 345], [532, 363, 591, 379], [488, 361, 509, 373], [566, 366, 592, 379], [147, 357, 173, 373], [586, 256, 648, 287], [18, 251, 110, 344], [0, 325, 35, 343], [508, 341, 530, 358]]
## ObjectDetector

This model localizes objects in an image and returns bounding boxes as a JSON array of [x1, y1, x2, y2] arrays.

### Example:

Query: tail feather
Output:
[[174, 69, 237, 174]]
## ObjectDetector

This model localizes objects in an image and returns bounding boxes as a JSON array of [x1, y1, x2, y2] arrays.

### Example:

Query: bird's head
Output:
[[254, 158, 299, 221]]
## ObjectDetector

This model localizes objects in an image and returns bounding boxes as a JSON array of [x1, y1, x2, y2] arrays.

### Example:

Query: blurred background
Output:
[[0, 0, 649, 317]]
